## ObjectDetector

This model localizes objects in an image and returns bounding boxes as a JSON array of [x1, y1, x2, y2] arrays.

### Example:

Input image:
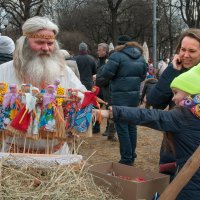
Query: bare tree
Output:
[[43, 0, 187, 58], [0, 7, 8, 34], [116, 0, 152, 43], [43, 0, 84, 21], [106, 0, 123, 45], [43, 0, 89, 52], [156, 0, 183, 58], [175, 0, 200, 28], [0, 0, 44, 34]]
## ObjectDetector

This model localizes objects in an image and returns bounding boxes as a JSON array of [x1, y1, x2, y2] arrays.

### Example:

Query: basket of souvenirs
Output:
[[0, 80, 106, 154]]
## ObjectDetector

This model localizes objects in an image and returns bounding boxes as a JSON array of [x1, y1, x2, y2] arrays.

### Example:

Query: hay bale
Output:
[[0, 159, 122, 200]]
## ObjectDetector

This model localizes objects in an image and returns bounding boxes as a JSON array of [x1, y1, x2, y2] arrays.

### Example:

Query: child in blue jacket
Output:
[[93, 63, 200, 200]]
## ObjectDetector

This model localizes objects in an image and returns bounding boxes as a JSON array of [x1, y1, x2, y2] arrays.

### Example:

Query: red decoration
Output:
[[135, 177, 146, 182], [10, 105, 31, 132], [81, 86, 100, 109]]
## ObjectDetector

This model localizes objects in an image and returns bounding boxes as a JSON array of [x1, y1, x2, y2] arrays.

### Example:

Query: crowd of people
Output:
[[1, 15, 200, 199]]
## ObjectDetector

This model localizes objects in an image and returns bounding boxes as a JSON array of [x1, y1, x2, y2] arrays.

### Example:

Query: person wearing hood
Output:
[[0, 35, 15, 65], [96, 35, 147, 165]]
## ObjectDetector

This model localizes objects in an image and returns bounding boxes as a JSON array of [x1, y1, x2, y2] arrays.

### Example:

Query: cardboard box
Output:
[[89, 162, 169, 200]]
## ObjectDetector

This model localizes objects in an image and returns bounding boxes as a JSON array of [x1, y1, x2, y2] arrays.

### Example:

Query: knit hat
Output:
[[0, 36, 15, 54], [79, 42, 88, 51], [117, 35, 132, 45], [170, 63, 200, 95]]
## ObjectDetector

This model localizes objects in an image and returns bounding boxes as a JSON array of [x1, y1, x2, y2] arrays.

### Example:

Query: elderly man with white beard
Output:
[[0, 16, 86, 155]]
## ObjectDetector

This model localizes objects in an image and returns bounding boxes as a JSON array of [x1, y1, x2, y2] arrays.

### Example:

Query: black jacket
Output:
[[96, 56, 110, 103], [75, 53, 97, 90]]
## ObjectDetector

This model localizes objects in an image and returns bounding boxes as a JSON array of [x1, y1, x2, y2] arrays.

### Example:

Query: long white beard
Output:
[[24, 55, 61, 86], [14, 40, 65, 88], [17, 42, 66, 88]]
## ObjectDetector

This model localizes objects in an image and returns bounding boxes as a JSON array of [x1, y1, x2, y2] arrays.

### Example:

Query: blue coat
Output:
[[96, 43, 147, 107], [112, 105, 200, 200]]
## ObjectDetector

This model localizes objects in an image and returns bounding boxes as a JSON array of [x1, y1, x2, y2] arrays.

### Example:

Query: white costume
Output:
[[0, 60, 86, 154], [0, 61, 85, 91]]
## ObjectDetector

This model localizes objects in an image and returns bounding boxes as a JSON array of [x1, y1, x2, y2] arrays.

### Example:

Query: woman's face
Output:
[[179, 36, 200, 69], [172, 88, 189, 105]]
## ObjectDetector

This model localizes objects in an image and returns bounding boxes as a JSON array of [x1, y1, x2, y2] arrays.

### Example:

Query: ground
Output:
[[79, 119, 163, 172]]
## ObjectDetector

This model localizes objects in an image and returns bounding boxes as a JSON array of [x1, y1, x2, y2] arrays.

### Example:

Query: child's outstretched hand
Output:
[[92, 109, 110, 122]]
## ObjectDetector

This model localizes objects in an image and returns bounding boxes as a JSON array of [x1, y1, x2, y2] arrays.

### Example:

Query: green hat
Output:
[[170, 63, 200, 95]]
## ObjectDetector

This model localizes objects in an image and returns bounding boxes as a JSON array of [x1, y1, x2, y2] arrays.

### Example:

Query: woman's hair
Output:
[[175, 28, 200, 54]]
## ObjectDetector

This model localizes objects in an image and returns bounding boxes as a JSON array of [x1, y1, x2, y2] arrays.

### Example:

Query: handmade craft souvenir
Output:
[[80, 86, 107, 109], [74, 104, 93, 132], [2, 84, 19, 128], [40, 85, 57, 132], [27, 87, 42, 138], [64, 89, 81, 130], [0, 82, 8, 129], [54, 80, 65, 137], [74, 86, 107, 132], [8, 84, 38, 135]]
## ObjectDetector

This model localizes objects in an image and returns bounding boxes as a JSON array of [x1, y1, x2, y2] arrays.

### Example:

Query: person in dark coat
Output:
[[75, 42, 97, 90], [95, 42, 116, 139], [94, 63, 200, 200], [146, 28, 200, 176], [96, 36, 147, 165], [0, 35, 15, 65], [96, 43, 109, 102]]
